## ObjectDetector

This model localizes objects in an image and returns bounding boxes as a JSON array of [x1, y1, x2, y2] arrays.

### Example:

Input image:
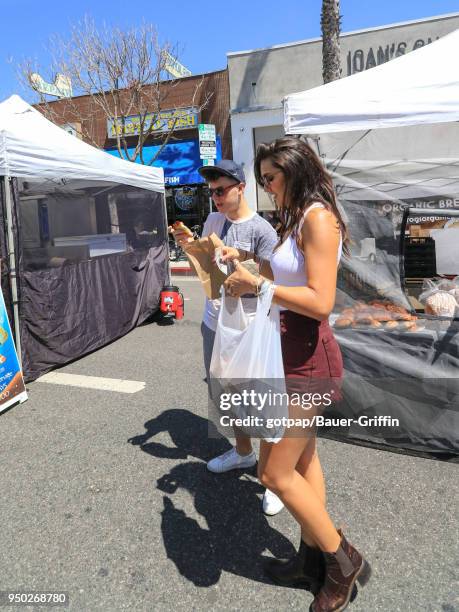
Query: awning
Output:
[[107, 137, 222, 186], [284, 28, 459, 135]]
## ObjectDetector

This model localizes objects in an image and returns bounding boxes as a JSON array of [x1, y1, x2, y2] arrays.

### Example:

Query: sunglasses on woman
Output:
[[261, 170, 283, 186], [209, 182, 240, 198]]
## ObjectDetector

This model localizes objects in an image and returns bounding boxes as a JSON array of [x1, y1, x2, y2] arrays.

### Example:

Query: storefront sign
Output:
[[379, 197, 459, 215], [163, 51, 192, 79], [29, 72, 73, 98], [107, 107, 198, 138], [0, 285, 28, 414], [346, 36, 440, 76], [106, 136, 222, 185], [174, 187, 196, 211]]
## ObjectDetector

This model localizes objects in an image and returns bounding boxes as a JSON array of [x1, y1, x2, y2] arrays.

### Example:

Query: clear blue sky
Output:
[[1, 0, 458, 101]]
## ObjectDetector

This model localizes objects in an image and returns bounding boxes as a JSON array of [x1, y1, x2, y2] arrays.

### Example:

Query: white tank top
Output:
[[270, 203, 343, 291]]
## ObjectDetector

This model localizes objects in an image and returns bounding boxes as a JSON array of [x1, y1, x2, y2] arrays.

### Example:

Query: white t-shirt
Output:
[[202, 212, 278, 331]]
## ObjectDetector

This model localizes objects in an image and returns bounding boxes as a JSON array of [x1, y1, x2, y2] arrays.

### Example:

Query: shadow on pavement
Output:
[[129, 409, 298, 588], [128, 408, 233, 462]]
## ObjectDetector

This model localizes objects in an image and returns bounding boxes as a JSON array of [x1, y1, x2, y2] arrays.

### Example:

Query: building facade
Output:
[[227, 12, 459, 211], [44, 69, 232, 229]]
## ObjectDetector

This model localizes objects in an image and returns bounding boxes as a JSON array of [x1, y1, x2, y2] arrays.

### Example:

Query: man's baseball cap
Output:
[[198, 159, 245, 183]]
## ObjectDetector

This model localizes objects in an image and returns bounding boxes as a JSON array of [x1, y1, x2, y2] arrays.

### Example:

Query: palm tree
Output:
[[321, 0, 342, 83]]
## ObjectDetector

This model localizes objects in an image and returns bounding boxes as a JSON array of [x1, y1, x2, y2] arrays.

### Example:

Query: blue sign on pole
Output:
[[0, 286, 27, 414]]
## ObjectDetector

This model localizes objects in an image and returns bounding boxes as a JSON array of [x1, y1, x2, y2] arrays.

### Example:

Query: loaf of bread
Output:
[[425, 291, 457, 317], [335, 317, 353, 329], [398, 320, 417, 331]]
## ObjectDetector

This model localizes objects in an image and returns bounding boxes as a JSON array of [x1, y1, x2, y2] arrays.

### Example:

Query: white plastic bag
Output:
[[209, 284, 287, 442]]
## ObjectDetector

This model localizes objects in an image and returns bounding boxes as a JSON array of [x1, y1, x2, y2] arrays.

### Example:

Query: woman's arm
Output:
[[224, 208, 340, 321], [272, 208, 340, 320]]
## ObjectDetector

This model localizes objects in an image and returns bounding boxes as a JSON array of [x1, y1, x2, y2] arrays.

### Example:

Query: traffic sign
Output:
[[198, 123, 216, 141]]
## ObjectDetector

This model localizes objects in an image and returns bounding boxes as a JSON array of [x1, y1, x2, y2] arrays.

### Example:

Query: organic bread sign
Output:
[[0, 286, 27, 413]]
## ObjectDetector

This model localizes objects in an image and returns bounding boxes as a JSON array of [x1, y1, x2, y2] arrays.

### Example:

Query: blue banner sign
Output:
[[107, 136, 222, 185], [0, 286, 27, 413]]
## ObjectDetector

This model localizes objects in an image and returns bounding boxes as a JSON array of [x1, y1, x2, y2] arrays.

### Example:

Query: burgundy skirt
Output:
[[280, 310, 343, 400]]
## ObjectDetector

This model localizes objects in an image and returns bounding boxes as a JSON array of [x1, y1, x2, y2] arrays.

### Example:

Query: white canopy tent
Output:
[[284, 28, 459, 135], [283, 31, 459, 457], [0, 95, 167, 378], [0, 95, 164, 192], [283, 28, 459, 206]]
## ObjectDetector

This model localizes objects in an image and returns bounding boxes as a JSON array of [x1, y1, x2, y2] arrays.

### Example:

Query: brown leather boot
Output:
[[310, 532, 371, 612], [264, 539, 325, 594]]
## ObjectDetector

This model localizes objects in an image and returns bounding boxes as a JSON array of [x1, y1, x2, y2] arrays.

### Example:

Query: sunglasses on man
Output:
[[209, 182, 240, 198]]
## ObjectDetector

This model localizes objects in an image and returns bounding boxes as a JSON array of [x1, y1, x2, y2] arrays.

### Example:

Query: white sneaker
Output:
[[206, 447, 257, 473], [262, 489, 284, 516]]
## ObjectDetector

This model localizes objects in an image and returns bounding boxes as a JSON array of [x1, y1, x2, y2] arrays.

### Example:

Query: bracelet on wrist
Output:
[[255, 278, 272, 296]]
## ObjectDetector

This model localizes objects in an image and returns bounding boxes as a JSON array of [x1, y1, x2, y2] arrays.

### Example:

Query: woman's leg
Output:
[[296, 438, 326, 505], [258, 436, 340, 553], [293, 438, 326, 546]]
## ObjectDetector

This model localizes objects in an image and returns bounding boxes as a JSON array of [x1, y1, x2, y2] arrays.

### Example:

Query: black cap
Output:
[[198, 159, 245, 183]]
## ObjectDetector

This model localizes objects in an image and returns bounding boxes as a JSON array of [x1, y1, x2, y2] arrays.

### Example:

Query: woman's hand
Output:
[[224, 261, 258, 297]]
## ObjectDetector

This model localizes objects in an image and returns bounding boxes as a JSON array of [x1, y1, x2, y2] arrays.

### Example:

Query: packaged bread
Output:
[[425, 291, 457, 317], [372, 309, 392, 323], [355, 313, 374, 325], [398, 320, 417, 331], [335, 317, 353, 329]]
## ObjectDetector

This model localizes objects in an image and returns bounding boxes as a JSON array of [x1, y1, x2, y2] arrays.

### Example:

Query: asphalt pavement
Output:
[[0, 278, 457, 612]]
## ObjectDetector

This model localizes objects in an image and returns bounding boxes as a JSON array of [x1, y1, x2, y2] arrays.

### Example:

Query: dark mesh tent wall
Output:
[[1, 176, 168, 382], [312, 123, 459, 457]]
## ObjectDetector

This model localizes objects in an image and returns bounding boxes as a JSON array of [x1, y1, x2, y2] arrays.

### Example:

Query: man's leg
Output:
[[201, 322, 256, 471], [201, 322, 283, 514]]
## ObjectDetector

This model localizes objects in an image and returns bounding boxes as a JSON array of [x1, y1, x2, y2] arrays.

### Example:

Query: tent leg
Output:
[[3, 176, 22, 367], [162, 191, 171, 285]]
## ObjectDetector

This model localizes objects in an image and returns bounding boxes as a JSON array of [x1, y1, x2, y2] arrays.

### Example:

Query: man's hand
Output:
[[168, 226, 195, 249], [219, 246, 242, 263]]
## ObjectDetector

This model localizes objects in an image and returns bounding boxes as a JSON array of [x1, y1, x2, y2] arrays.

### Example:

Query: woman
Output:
[[221, 137, 371, 612]]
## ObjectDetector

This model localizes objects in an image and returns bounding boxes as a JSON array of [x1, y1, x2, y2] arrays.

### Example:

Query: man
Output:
[[173, 159, 283, 516]]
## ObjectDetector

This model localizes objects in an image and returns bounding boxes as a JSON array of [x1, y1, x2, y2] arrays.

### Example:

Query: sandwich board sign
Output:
[[0, 285, 27, 413]]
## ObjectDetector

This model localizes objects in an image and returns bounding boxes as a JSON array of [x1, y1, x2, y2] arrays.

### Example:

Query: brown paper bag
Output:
[[184, 233, 227, 299]]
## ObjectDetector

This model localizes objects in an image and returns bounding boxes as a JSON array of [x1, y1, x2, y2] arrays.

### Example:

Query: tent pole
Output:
[[162, 190, 171, 285], [3, 176, 22, 367]]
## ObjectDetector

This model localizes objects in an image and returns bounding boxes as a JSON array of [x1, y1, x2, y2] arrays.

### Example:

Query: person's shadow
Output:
[[128, 409, 298, 588], [127, 408, 231, 462]]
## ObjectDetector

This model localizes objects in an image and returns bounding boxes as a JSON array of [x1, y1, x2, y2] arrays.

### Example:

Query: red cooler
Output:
[[159, 285, 184, 319]]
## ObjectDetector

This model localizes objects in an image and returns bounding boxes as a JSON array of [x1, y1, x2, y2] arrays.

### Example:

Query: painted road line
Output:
[[36, 372, 146, 394]]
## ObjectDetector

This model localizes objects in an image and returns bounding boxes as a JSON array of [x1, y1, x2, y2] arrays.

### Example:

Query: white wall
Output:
[[231, 108, 284, 211]]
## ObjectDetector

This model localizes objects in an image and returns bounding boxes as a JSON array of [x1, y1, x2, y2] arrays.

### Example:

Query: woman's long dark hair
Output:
[[254, 136, 349, 254]]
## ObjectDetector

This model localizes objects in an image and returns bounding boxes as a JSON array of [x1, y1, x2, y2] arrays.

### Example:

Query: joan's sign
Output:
[[346, 36, 439, 75]]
